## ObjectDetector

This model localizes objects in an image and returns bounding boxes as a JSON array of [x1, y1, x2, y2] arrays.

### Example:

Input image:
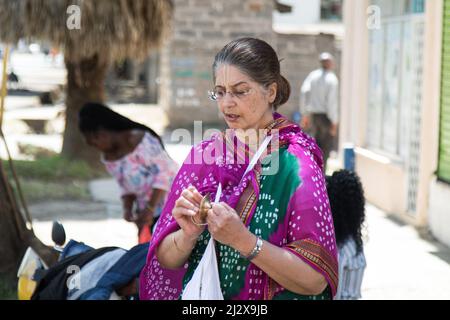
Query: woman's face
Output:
[[83, 129, 115, 153], [214, 64, 277, 131]]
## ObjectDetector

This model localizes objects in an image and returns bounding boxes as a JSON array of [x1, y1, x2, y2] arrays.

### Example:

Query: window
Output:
[[367, 0, 426, 213], [366, 0, 425, 159], [320, 0, 343, 21]]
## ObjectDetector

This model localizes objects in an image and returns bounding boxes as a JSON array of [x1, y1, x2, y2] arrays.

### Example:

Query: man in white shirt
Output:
[[300, 52, 339, 170]]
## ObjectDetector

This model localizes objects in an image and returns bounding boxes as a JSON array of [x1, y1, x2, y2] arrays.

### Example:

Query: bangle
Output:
[[241, 236, 263, 261], [172, 232, 190, 254]]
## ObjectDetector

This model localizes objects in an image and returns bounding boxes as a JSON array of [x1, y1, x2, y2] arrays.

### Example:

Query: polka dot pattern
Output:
[[140, 113, 338, 300]]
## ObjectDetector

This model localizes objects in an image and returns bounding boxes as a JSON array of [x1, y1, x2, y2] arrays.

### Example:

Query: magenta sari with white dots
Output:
[[139, 113, 338, 300]]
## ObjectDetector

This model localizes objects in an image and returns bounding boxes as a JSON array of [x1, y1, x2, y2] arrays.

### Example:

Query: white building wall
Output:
[[273, 0, 321, 27], [429, 180, 450, 247], [341, 0, 441, 229], [424, 0, 450, 248]]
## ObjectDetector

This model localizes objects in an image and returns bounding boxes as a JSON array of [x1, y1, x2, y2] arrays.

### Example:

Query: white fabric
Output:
[[335, 238, 366, 300], [182, 184, 223, 300], [300, 68, 339, 124], [182, 136, 271, 300], [67, 249, 127, 300], [243, 136, 272, 177]]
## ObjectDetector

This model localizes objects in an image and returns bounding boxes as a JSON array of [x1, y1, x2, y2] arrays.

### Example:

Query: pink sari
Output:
[[139, 113, 338, 300]]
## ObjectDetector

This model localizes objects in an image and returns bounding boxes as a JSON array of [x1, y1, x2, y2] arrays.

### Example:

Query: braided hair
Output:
[[78, 102, 164, 149], [326, 170, 365, 254]]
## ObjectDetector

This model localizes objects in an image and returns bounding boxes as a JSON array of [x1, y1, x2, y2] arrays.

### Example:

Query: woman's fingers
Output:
[[211, 202, 233, 216], [191, 188, 204, 204], [175, 195, 199, 212], [220, 202, 235, 212], [187, 186, 203, 204], [172, 206, 197, 218], [181, 187, 202, 206]]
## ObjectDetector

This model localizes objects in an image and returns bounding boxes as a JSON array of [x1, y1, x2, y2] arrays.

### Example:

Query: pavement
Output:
[[361, 204, 450, 299]]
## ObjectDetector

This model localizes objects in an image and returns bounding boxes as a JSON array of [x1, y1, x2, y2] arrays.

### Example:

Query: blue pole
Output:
[[343, 143, 355, 171], [292, 111, 301, 124]]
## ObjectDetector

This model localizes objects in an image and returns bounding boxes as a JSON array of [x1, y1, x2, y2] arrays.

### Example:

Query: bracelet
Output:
[[241, 236, 263, 261]]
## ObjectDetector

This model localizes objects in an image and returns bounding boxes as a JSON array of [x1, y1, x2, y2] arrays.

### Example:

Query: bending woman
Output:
[[79, 103, 179, 243]]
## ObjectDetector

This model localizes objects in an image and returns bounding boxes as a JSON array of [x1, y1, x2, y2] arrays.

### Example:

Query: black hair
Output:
[[326, 170, 366, 254], [78, 102, 164, 149], [212, 37, 290, 110]]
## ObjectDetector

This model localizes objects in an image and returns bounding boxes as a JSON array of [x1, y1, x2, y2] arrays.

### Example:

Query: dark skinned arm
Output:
[[135, 188, 167, 229]]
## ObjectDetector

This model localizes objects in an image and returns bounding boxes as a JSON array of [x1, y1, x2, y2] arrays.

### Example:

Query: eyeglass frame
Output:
[[207, 87, 256, 101]]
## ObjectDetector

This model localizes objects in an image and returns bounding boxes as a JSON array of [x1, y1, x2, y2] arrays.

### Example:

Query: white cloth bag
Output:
[[181, 136, 272, 300], [182, 183, 223, 300]]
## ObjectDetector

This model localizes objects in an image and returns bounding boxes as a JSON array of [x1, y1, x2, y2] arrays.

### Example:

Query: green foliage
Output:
[[3, 156, 106, 182], [0, 276, 16, 300], [19, 179, 91, 202], [2, 156, 107, 203]]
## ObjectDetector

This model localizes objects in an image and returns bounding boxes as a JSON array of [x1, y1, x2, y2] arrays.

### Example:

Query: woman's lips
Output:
[[225, 114, 240, 122]]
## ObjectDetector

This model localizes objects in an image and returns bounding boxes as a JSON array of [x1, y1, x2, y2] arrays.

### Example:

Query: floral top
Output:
[[102, 132, 179, 217]]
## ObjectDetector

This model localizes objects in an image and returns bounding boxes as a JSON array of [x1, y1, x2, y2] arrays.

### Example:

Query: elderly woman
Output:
[[139, 38, 338, 300]]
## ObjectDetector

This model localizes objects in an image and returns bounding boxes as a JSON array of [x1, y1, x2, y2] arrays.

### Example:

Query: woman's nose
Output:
[[221, 93, 237, 107]]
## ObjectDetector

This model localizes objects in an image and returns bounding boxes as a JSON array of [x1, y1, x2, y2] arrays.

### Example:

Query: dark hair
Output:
[[326, 170, 366, 254], [212, 37, 291, 110], [78, 102, 164, 149]]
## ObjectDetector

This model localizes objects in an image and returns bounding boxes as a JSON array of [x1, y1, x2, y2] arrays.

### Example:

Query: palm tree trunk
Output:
[[0, 160, 57, 288], [61, 54, 109, 166]]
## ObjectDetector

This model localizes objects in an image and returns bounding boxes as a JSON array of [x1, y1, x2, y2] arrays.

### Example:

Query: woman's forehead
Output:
[[215, 64, 252, 87]]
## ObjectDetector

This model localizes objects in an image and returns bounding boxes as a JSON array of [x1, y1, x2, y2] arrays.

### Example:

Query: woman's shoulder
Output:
[[284, 145, 323, 178], [283, 131, 324, 173], [141, 130, 161, 146]]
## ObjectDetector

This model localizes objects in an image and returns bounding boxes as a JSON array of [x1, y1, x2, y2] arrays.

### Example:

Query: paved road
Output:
[[361, 204, 450, 299]]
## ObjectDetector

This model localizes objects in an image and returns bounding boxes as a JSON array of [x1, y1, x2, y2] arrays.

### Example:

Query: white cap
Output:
[[319, 52, 334, 61]]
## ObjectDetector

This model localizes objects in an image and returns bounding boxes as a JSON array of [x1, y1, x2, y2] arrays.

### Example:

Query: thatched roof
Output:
[[0, 0, 173, 62]]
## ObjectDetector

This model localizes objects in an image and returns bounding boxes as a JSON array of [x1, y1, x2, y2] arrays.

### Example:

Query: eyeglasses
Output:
[[208, 88, 253, 101]]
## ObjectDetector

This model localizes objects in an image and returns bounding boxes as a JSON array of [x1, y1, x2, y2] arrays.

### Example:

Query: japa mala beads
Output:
[[191, 193, 212, 226]]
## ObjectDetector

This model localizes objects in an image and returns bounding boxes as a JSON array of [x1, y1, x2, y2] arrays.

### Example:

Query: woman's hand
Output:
[[172, 186, 205, 240], [206, 202, 254, 251], [135, 209, 154, 230], [122, 194, 136, 222]]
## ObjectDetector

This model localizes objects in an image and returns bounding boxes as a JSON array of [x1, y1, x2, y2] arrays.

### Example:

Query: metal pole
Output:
[[0, 45, 10, 129], [0, 45, 33, 230]]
